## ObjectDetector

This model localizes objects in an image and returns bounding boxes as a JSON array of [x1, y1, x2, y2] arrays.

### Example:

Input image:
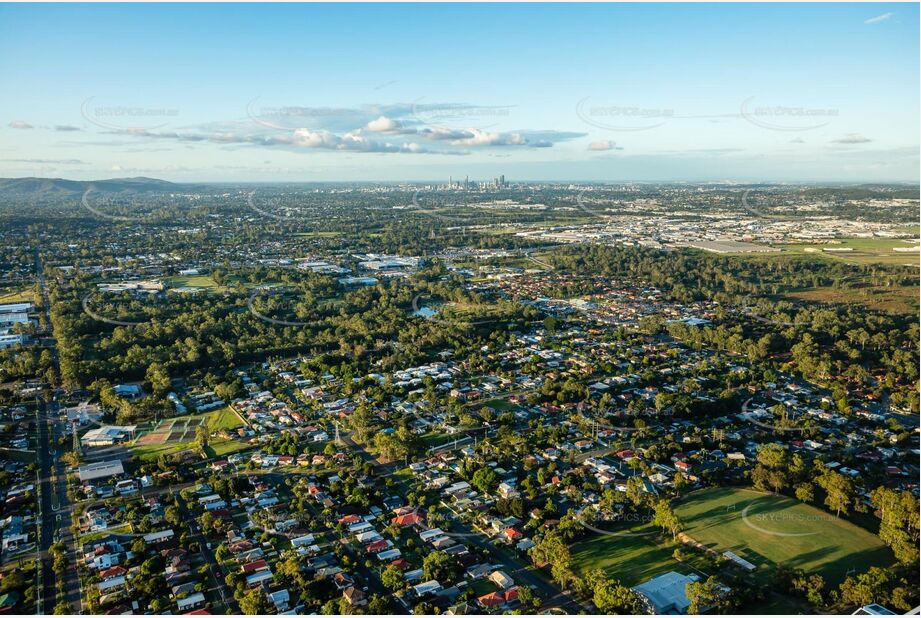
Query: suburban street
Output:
[[340, 432, 587, 614]]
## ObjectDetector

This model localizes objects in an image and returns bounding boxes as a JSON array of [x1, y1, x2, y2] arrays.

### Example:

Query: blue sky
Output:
[[0, 2, 917, 182]]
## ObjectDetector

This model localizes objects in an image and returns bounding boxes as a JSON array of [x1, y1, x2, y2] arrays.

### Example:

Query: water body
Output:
[[412, 306, 439, 318]]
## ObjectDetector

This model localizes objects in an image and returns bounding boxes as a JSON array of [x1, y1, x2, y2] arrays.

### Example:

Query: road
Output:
[[177, 491, 240, 613], [33, 248, 82, 613], [35, 398, 55, 614]]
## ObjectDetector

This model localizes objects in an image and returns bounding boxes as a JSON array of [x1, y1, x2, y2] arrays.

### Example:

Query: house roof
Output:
[[77, 460, 125, 482], [392, 512, 424, 526]]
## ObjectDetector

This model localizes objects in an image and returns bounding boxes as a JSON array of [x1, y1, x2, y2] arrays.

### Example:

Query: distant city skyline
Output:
[[0, 2, 918, 183]]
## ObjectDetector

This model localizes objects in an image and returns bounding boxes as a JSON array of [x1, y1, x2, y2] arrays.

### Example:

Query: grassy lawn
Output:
[[206, 406, 246, 431], [129, 407, 247, 462], [570, 523, 683, 587], [782, 284, 919, 315], [0, 287, 35, 304], [778, 237, 919, 266], [420, 432, 453, 448], [674, 487, 892, 586], [720, 237, 919, 267], [164, 274, 222, 289], [481, 398, 517, 412]]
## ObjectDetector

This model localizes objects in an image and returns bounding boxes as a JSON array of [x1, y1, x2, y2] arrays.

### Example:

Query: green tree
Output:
[[195, 424, 209, 452], [239, 588, 271, 615], [870, 487, 920, 564], [382, 565, 405, 592], [652, 499, 682, 540], [795, 483, 814, 503], [422, 551, 459, 583], [817, 470, 855, 518], [838, 567, 891, 608], [593, 574, 643, 613], [686, 576, 729, 614], [471, 467, 498, 494], [752, 443, 788, 494]]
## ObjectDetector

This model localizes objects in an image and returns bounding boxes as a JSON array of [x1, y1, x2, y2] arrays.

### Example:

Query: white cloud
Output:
[[365, 116, 401, 132], [864, 12, 893, 24], [450, 129, 527, 146], [8, 120, 33, 129], [73, 102, 582, 156]]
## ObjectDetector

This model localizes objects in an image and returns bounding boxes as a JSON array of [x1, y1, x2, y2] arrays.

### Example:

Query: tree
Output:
[[529, 532, 573, 587], [517, 585, 541, 612], [686, 576, 729, 614], [673, 471, 689, 494], [348, 405, 375, 443], [368, 594, 390, 614], [652, 499, 682, 540], [195, 424, 209, 452], [817, 470, 855, 518], [422, 551, 459, 583], [240, 588, 271, 615], [593, 574, 643, 613], [165, 504, 182, 526], [382, 565, 405, 592], [625, 476, 645, 507], [839, 567, 891, 607], [795, 483, 814, 503], [752, 443, 788, 495], [471, 467, 498, 494], [215, 544, 231, 563], [145, 362, 171, 397], [870, 487, 920, 564]]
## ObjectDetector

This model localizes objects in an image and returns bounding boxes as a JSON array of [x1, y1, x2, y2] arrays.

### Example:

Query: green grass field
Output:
[[164, 274, 222, 289], [778, 238, 920, 266], [130, 406, 248, 461], [481, 398, 517, 412], [675, 487, 892, 586], [714, 237, 919, 267], [0, 288, 35, 304], [570, 523, 682, 587]]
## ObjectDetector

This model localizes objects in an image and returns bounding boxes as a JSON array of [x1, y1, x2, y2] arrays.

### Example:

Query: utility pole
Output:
[[72, 421, 82, 459]]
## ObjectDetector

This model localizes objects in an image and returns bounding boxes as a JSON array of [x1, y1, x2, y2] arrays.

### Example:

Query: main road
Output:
[[34, 248, 82, 613]]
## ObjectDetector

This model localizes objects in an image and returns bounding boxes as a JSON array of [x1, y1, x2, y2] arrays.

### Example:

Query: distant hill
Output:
[[0, 176, 196, 198]]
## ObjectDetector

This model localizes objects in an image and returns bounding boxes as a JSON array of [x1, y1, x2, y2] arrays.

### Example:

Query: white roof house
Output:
[[632, 571, 700, 614], [412, 580, 442, 597], [98, 575, 126, 592], [291, 534, 316, 547], [77, 460, 125, 482], [176, 592, 206, 611], [81, 425, 137, 447]]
